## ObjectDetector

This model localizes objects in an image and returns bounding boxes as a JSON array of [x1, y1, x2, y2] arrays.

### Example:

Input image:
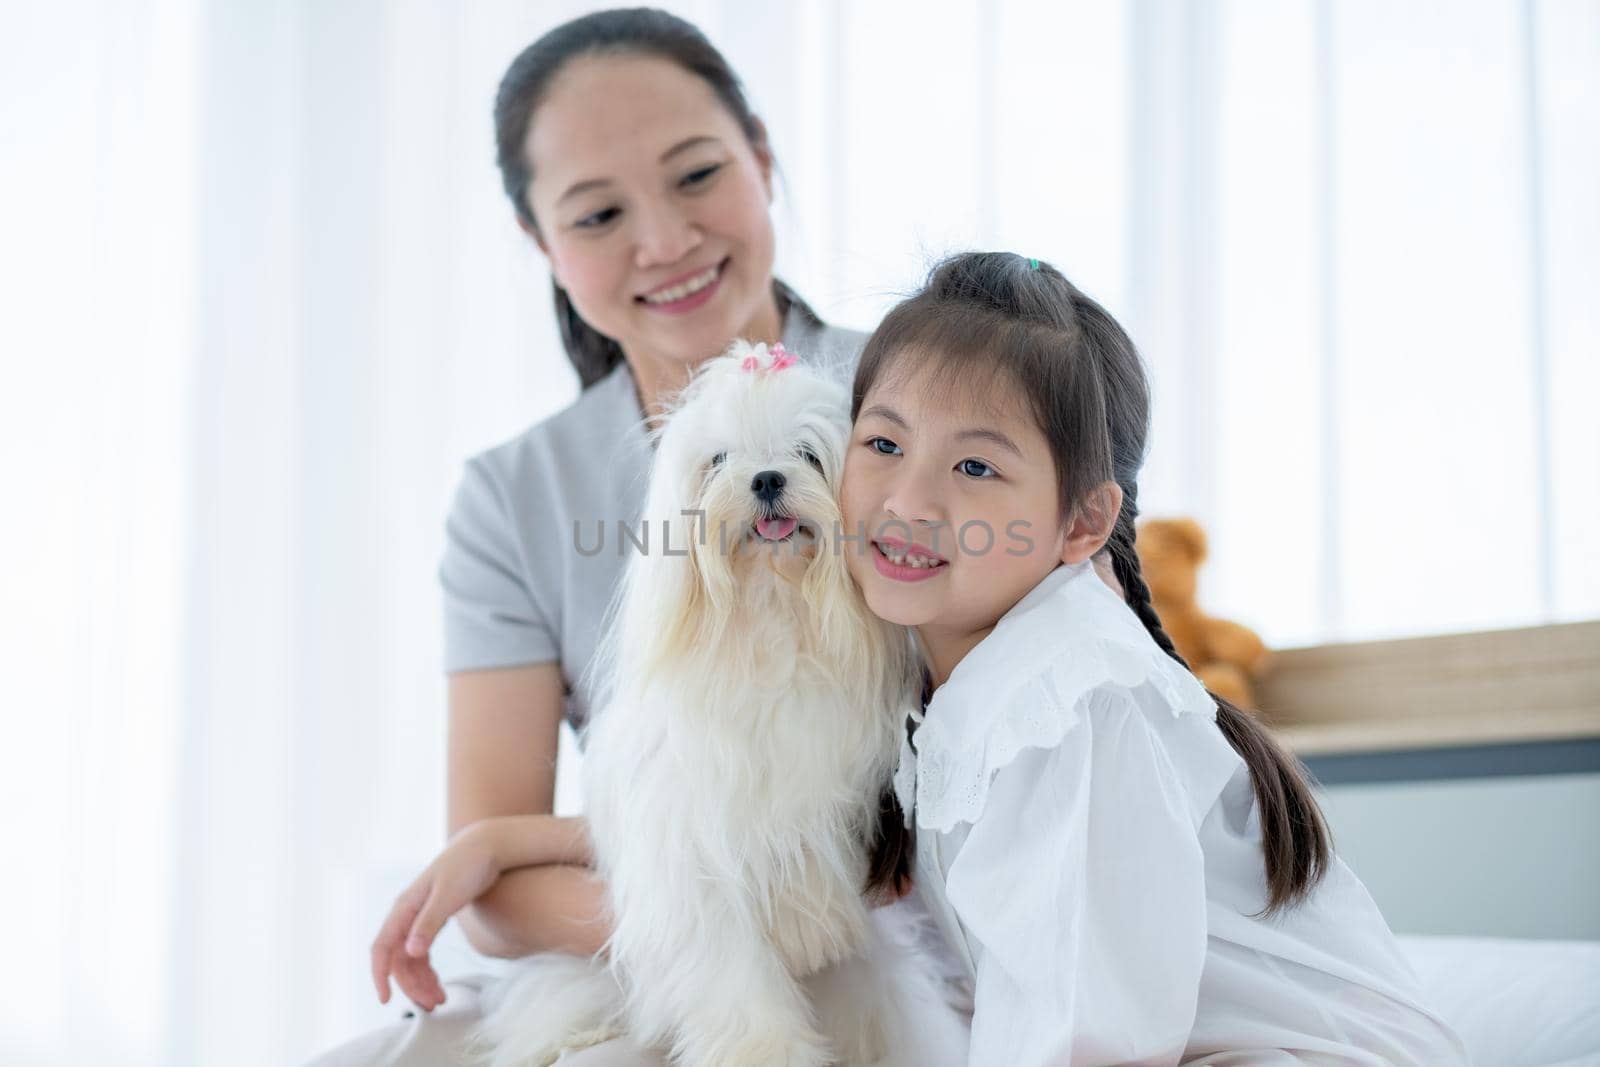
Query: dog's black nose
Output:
[[750, 469, 786, 503]]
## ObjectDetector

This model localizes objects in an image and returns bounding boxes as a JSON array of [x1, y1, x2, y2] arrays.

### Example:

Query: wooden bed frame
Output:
[[1252, 620, 1600, 784]]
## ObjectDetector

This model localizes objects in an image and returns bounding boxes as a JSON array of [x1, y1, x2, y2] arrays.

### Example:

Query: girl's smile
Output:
[[870, 535, 950, 582]]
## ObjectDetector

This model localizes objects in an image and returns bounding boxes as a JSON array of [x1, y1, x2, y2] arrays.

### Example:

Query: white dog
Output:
[[465, 342, 968, 1067]]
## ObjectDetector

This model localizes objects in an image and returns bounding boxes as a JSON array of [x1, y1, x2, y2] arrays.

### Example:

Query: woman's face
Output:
[[840, 360, 1073, 647], [523, 54, 779, 370]]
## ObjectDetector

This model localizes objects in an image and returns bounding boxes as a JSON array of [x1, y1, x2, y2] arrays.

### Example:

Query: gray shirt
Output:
[[439, 312, 869, 735]]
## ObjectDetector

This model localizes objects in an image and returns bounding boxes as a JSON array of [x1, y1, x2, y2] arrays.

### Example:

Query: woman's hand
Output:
[[370, 820, 506, 1011]]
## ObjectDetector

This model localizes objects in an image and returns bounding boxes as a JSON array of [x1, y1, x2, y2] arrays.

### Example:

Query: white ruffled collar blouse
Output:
[[892, 561, 1468, 1066], [894, 560, 1215, 836]]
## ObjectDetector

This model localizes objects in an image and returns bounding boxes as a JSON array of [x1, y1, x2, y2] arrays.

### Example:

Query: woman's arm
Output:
[[447, 663, 614, 959], [463, 863, 612, 959], [484, 812, 594, 871]]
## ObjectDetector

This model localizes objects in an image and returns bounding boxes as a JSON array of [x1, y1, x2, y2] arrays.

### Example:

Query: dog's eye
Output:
[[800, 447, 823, 472], [709, 452, 726, 469]]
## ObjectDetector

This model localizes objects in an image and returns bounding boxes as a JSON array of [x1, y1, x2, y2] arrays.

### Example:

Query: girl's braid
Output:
[[1105, 486, 1188, 670], [1106, 486, 1334, 916]]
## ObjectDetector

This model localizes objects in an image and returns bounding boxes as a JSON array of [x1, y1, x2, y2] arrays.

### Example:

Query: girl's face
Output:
[[841, 360, 1078, 658], [523, 54, 780, 370]]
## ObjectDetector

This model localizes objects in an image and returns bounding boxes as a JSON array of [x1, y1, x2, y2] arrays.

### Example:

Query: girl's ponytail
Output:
[[1106, 502, 1332, 917]]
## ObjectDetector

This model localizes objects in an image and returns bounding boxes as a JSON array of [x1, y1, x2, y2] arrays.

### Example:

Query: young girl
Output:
[[841, 252, 1470, 1066]]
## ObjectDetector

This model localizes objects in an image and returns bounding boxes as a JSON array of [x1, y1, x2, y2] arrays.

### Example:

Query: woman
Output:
[[304, 9, 867, 1067]]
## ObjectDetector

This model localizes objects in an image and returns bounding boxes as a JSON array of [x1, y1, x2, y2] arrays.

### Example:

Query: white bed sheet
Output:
[[1399, 935, 1600, 1066]]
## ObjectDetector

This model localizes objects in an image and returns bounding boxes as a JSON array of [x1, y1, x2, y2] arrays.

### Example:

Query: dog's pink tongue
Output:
[[755, 516, 798, 541]]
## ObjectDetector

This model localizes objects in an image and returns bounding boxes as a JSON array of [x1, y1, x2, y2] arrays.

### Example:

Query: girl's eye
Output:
[[800, 447, 823, 472], [959, 458, 996, 479], [575, 206, 620, 229], [680, 163, 722, 188], [867, 437, 901, 457], [710, 452, 727, 468]]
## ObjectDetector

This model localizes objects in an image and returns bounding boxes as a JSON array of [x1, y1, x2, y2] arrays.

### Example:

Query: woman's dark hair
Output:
[[493, 8, 819, 389], [859, 251, 1332, 917]]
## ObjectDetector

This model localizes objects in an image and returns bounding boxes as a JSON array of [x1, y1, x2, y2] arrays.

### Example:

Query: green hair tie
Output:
[[1028, 257, 1040, 271]]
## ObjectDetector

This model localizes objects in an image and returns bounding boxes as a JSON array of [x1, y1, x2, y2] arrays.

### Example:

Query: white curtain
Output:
[[2, 1, 1594, 1064], [3, 2, 198, 1064]]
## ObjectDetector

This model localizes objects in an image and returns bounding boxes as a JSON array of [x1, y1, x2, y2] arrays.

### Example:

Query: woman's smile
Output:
[[636, 256, 729, 314], [523, 53, 781, 378]]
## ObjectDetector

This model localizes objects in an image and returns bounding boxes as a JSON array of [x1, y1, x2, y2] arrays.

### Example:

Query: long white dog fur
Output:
[[463, 342, 967, 1066]]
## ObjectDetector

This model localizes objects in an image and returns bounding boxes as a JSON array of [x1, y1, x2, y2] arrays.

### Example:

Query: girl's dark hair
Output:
[[859, 252, 1332, 917], [493, 7, 820, 389]]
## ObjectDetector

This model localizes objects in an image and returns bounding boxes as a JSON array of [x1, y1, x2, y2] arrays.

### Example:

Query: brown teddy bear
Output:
[[1134, 518, 1272, 712]]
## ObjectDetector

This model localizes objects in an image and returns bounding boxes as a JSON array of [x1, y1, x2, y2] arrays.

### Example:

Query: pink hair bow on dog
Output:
[[741, 342, 798, 373]]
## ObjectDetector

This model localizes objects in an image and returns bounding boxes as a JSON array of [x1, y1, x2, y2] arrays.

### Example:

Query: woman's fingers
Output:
[[371, 878, 429, 1002], [396, 946, 446, 1010], [371, 943, 391, 1005], [405, 885, 447, 957]]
